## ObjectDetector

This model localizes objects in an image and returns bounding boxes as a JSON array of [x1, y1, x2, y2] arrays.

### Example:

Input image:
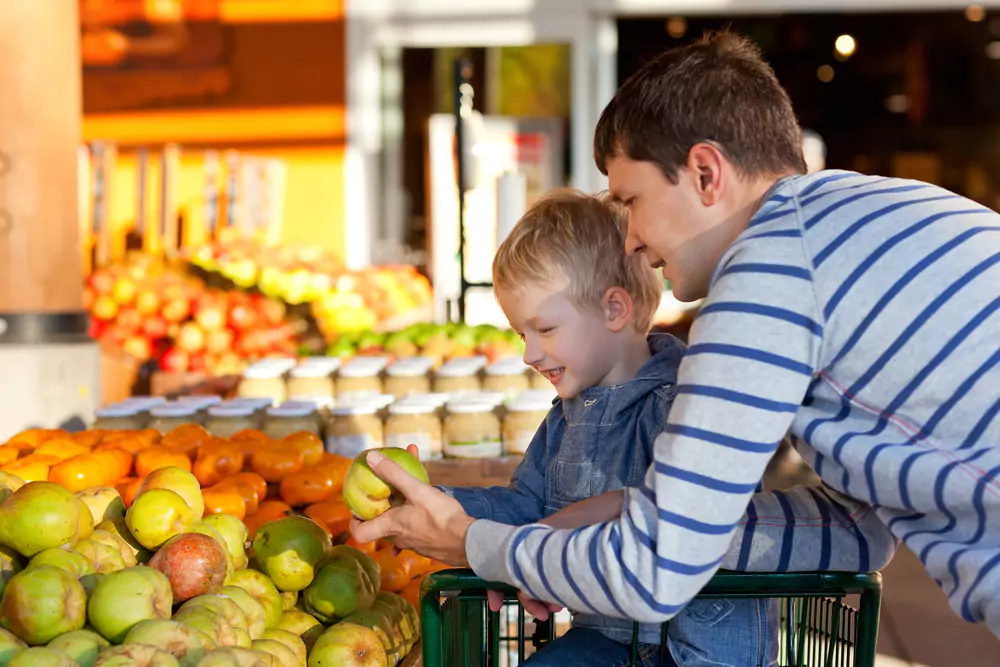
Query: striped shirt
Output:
[[467, 171, 1000, 637]]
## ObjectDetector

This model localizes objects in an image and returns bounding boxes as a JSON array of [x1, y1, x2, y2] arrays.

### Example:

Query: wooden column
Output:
[[0, 1, 83, 314]]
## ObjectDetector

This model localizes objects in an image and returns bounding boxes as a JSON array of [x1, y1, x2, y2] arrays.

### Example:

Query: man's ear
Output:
[[687, 143, 726, 206], [602, 287, 633, 332]]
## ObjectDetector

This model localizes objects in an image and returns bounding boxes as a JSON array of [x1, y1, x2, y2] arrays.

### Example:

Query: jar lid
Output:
[[176, 395, 223, 408], [287, 395, 336, 409], [242, 365, 284, 380], [149, 404, 199, 418], [506, 391, 557, 412], [387, 357, 434, 377], [262, 357, 298, 373], [331, 403, 379, 416], [290, 364, 335, 379], [349, 356, 390, 371], [446, 400, 497, 414], [266, 405, 315, 418], [338, 362, 382, 378], [121, 396, 168, 409], [388, 402, 437, 415], [95, 404, 142, 419], [435, 362, 477, 378], [485, 358, 530, 376], [207, 405, 256, 418], [399, 392, 450, 407], [224, 397, 275, 410]]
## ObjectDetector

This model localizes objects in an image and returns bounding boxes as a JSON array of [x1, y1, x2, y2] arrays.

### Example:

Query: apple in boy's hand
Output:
[[343, 448, 429, 521]]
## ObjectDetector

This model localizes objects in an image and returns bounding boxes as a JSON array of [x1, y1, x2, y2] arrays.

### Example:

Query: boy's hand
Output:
[[349, 448, 474, 567]]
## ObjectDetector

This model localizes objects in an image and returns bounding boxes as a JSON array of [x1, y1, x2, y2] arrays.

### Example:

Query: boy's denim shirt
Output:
[[441, 334, 778, 667]]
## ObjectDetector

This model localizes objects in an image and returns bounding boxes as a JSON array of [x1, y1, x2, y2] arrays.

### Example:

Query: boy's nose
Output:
[[522, 340, 543, 368]]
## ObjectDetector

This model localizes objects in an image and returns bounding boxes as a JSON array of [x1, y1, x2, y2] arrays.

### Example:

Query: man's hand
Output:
[[485, 590, 564, 621], [349, 449, 475, 567]]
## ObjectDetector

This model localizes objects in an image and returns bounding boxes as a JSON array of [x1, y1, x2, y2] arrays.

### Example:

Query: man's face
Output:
[[607, 155, 735, 303]]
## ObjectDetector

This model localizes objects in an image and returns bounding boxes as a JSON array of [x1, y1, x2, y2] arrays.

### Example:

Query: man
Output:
[[353, 32, 1000, 638]]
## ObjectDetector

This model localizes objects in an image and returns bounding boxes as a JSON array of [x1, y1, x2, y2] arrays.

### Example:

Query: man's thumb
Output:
[[366, 450, 425, 499]]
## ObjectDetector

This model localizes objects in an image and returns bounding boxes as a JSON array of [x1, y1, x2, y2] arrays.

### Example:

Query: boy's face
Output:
[[497, 280, 622, 400], [607, 155, 743, 303]]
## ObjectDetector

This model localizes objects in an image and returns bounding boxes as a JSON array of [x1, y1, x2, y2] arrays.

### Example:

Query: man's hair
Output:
[[594, 31, 807, 182], [493, 189, 662, 332]]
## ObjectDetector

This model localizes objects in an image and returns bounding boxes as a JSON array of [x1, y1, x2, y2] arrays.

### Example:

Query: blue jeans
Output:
[[524, 627, 678, 667]]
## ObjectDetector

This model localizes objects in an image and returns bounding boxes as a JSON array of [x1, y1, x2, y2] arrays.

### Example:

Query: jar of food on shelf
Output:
[[286, 364, 336, 408], [336, 362, 384, 405], [297, 356, 343, 373], [221, 398, 273, 427], [385, 402, 442, 461], [433, 360, 482, 395], [206, 404, 259, 439], [482, 358, 531, 398], [529, 367, 552, 390], [260, 357, 298, 375], [263, 404, 320, 440], [326, 403, 383, 458], [148, 403, 201, 434], [238, 365, 286, 406], [443, 399, 502, 459], [175, 395, 223, 421], [503, 392, 555, 455], [92, 403, 146, 431], [354, 355, 391, 373], [384, 357, 433, 398]]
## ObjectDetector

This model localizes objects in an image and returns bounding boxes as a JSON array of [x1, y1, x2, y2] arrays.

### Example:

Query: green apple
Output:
[[342, 448, 429, 521], [303, 558, 375, 623], [76, 487, 126, 525], [307, 623, 386, 667], [46, 629, 109, 667], [252, 517, 331, 593], [7, 647, 79, 667]]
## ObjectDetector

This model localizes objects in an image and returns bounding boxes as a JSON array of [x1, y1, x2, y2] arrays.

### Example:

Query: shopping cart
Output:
[[420, 569, 882, 667]]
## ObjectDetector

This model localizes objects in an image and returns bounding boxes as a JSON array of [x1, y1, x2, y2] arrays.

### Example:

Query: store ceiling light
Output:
[[965, 5, 986, 22], [987, 41, 1000, 59], [835, 34, 857, 58], [666, 16, 687, 39], [817, 65, 835, 83], [885, 94, 910, 113]]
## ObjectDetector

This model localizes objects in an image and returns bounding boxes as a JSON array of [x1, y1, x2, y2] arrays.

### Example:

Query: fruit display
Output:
[[0, 427, 450, 666], [327, 322, 524, 366]]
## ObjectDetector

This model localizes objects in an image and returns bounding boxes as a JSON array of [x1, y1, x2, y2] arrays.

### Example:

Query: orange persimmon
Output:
[[115, 477, 142, 507], [161, 424, 210, 459], [373, 547, 412, 593], [202, 485, 247, 520], [243, 499, 293, 538], [193, 438, 245, 487], [279, 470, 336, 507], [7, 428, 67, 449], [3, 455, 57, 483], [400, 577, 423, 611], [33, 438, 92, 461], [96, 432, 152, 455], [212, 478, 259, 515], [345, 535, 378, 555], [226, 472, 268, 504], [398, 550, 435, 578], [303, 499, 352, 536], [250, 443, 304, 483], [49, 454, 111, 492], [281, 432, 325, 467], [70, 430, 106, 448], [134, 448, 192, 478], [0, 448, 19, 467]]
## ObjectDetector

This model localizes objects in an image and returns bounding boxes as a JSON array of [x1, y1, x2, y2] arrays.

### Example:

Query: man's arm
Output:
[[439, 420, 550, 526], [465, 221, 827, 622]]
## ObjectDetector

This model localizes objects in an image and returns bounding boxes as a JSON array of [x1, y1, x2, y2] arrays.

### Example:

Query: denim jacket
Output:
[[441, 334, 777, 667]]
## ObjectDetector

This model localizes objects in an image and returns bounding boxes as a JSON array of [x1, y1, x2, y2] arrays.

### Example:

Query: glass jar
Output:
[[336, 363, 384, 405], [286, 364, 335, 408], [327, 404, 384, 458], [206, 405, 259, 439], [92, 404, 146, 431], [148, 404, 201, 434], [385, 403, 442, 461], [264, 404, 320, 440], [221, 398, 273, 428], [384, 358, 433, 398], [482, 359, 531, 399], [238, 366, 286, 406], [444, 400, 502, 459], [434, 361, 482, 395], [503, 394, 553, 455], [175, 395, 222, 421]]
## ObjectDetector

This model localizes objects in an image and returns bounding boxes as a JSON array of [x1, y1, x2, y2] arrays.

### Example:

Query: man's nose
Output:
[[624, 225, 642, 256]]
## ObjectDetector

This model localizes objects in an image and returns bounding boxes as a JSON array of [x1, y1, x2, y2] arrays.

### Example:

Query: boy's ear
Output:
[[602, 287, 633, 332]]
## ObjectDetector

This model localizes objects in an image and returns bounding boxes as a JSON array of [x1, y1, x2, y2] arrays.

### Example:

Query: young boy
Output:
[[439, 189, 776, 667]]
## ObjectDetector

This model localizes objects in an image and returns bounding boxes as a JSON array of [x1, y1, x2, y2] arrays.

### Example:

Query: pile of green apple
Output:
[[327, 322, 524, 367], [0, 466, 420, 666]]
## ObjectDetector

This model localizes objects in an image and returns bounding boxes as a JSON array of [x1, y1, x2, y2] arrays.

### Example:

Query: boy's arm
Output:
[[464, 217, 828, 623], [438, 418, 550, 526]]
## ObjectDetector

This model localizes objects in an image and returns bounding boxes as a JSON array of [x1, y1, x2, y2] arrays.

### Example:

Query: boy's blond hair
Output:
[[492, 188, 662, 331]]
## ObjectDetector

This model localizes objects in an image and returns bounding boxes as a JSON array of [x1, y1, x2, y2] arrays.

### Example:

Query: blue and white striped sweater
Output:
[[467, 170, 1000, 637]]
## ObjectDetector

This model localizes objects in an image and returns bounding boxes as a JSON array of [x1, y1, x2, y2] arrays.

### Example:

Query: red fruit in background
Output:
[[116, 308, 143, 333], [160, 347, 189, 373], [194, 305, 226, 332], [149, 533, 228, 602], [214, 352, 243, 376], [163, 283, 186, 301], [259, 299, 286, 326], [135, 290, 161, 316], [141, 316, 168, 340], [123, 336, 152, 361], [228, 303, 258, 331], [82, 287, 95, 311], [88, 319, 105, 340], [99, 324, 128, 348], [167, 323, 181, 340], [176, 322, 205, 353], [111, 277, 137, 305], [161, 298, 190, 324], [204, 328, 234, 355], [188, 353, 208, 373], [92, 295, 119, 322], [88, 269, 115, 296]]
